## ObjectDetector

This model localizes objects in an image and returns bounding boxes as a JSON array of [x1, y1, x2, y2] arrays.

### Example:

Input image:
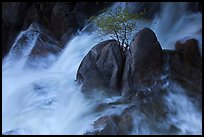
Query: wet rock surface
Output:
[[77, 28, 164, 97], [77, 40, 124, 93], [122, 28, 163, 95], [163, 38, 202, 99], [9, 23, 62, 68], [78, 29, 202, 135], [86, 108, 133, 135], [2, 2, 111, 58]]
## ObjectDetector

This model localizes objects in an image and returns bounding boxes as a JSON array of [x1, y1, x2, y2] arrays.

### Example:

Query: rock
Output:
[[2, 2, 28, 59], [2, 2, 30, 59], [2, 2, 111, 59], [2, 19, 11, 58], [2, 2, 29, 28], [77, 40, 124, 93], [9, 23, 62, 68], [8, 23, 41, 60], [188, 2, 202, 13], [86, 113, 133, 135], [27, 23, 62, 68], [163, 38, 202, 98], [59, 28, 76, 47], [122, 28, 163, 95], [175, 39, 201, 62], [86, 105, 145, 135], [28, 23, 61, 54]]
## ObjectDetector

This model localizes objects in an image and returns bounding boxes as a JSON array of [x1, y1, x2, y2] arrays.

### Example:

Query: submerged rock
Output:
[[77, 40, 124, 93], [86, 111, 133, 135]]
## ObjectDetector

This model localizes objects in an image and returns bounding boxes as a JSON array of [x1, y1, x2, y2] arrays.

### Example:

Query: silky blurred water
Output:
[[2, 2, 202, 135]]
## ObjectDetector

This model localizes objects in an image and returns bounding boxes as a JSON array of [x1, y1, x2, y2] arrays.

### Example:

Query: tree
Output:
[[90, 6, 145, 49]]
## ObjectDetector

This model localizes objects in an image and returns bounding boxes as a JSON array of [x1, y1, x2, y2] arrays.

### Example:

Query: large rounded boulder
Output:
[[122, 28, 163, 95], [76, 40, 124, 93]]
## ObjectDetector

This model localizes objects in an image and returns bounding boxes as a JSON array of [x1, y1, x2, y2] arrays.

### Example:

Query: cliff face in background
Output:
[[2, 2, 202, 59], [2, 2, 112, 58]]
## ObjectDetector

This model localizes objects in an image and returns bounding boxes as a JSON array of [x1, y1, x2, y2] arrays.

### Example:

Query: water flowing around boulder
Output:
[[2, 2, 202, 135]]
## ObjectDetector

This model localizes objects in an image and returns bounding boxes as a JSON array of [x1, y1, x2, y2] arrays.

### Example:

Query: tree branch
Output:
[[113, 30, 121, 46]]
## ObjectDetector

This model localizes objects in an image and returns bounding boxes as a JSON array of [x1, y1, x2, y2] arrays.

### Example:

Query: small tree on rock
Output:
[[90, 6, 145, 50]]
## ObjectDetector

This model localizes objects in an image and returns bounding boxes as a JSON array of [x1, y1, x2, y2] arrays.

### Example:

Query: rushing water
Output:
[[150, 2, 202, 51], [2, 2, 202, 135]]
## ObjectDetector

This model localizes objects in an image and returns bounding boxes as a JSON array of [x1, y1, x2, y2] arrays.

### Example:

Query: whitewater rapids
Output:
[[2, 2, 202, 135]]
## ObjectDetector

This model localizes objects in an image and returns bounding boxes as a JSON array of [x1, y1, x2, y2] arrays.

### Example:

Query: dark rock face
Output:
[[122, 28, 163, 95], [9, 23, 61, 68], [130, 2, 202, 20], [77, 40, 124, 93], [2, 3, 26, 58], [77, 28, 164, 96], [188, 2, 202, 13], [2, 2, 30, 59], [8, 23, 41, 60], [2, 2, 111, 58], [163, 39, 202, 96], [25, 23, 62, 68], [86, 109, 133, 135], [2, 2, 29, 28]]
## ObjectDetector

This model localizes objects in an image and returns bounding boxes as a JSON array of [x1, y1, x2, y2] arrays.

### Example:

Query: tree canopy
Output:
[[90, 6, 145, 48]]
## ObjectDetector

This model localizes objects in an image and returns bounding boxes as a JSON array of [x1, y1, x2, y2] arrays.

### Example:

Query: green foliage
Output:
[[90, 6, 144, 47]]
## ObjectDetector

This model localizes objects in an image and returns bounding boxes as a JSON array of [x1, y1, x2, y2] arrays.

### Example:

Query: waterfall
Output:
[[150, 2, 202, 51], [2, 2, 202, 135], [3, 24, 40, 70], [2, 27, 127, 135], [3, 29, 100, 134], [129, 82, 202, 135]]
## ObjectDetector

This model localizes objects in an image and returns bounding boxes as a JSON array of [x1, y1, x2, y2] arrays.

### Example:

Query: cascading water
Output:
[[150, 2, 202, 51], [2, 28, 127, 135], [3, 24, 40, 70], [2, 2, 202, 135]]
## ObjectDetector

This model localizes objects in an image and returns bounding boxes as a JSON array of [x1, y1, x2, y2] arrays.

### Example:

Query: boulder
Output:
[[175, 38, 201, 63], [86, 113, 133, 135], [27, 23, 61, 55], [163, 38, 202, 97], [122, 28, 163, 95], [76, 40, 124, 93], [9, 23, 62, 68]]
